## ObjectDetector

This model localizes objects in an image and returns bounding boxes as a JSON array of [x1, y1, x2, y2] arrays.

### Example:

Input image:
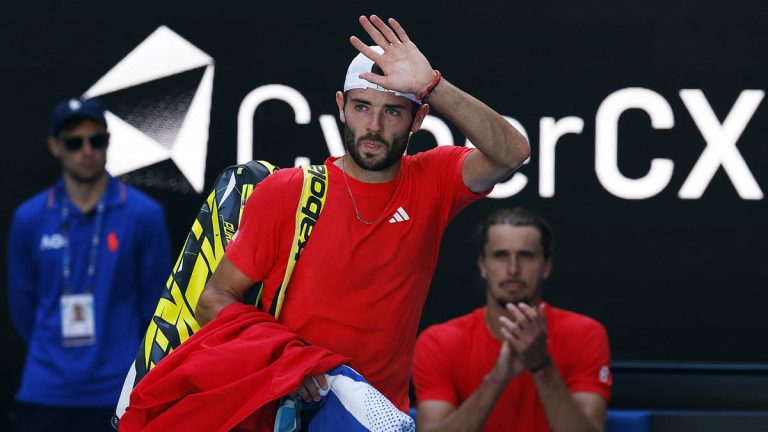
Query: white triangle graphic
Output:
[[397, 207, 410, 221], [84, 26, 214, 192], [105, 113, 170, 175], [85, 26, 213, 97], [170, 65, 213, 192]]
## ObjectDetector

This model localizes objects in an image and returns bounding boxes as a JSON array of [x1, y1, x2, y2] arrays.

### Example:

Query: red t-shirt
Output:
[[226, 146, 485, 412], [413, 305, 612, 431]]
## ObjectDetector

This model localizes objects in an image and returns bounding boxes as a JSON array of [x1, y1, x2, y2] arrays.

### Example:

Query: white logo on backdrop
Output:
[[80, 27, 763, 200], [84, 26, 214, 193], [238, 85, 765, 200]]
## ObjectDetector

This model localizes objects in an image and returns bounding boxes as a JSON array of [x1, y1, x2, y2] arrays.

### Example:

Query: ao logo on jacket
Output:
[[39, 234, 66, 251]]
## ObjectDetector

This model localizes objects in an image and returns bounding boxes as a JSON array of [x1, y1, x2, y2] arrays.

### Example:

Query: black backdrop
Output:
[[2, 0, 768, 419]]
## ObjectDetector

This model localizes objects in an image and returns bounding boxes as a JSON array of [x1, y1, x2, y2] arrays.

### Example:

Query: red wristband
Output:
[[417, 69, 442, 101]]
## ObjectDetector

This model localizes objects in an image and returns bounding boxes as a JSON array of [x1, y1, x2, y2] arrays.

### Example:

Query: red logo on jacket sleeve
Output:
[[108, 232, 119, 253]]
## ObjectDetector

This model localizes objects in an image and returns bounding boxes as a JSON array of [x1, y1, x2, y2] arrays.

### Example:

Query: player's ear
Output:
[[410, 104, 430, 133], [477, 255, 488, 279], [543, 256, 553, 280], [336, 91, 346, 123]]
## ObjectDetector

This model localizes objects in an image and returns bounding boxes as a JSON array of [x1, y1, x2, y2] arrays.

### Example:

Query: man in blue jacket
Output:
[[7, 97, 172, 431]]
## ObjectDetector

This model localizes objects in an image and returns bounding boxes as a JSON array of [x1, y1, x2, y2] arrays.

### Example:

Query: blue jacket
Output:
[[7, 176, 172, 407]]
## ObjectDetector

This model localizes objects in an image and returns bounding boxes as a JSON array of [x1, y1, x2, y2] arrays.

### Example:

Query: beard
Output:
[[487, 280, 537, 308], [343, 123, 408, 171], [493, 295, 532, 309]]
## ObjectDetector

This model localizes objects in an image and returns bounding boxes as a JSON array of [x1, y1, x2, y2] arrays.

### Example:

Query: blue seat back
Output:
[[606, 410, 651, 432]]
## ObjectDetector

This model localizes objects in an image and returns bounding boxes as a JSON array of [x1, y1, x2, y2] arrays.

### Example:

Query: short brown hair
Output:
[[476, 207, 553, 259]]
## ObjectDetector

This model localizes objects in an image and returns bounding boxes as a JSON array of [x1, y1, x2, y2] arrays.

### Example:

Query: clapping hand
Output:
[[498, 303, 551, 372]]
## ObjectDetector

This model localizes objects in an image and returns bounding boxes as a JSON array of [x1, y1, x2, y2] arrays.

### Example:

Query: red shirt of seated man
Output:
[[413, 207, 611, 432]]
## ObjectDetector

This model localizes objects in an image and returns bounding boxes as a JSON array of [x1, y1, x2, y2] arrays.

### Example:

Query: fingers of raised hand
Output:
[[358, 15, 391, 49], [356, 68, 388, 89], [349, 36, 381, 62], [358, 15, 412, 53], [369, 15, 401, 46], [387, 18, 411, 43]]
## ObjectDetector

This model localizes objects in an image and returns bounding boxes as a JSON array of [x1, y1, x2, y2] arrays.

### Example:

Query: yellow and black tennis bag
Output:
[[112, 161, 328, 428]]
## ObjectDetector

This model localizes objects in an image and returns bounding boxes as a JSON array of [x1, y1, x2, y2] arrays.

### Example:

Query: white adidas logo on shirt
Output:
[[389, 207, 410, 224]]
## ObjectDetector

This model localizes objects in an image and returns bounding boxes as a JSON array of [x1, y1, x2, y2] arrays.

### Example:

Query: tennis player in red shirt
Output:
[[197, 15, 531, 415]]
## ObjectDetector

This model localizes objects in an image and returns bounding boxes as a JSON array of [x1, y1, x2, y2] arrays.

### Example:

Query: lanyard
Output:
[[61, 197, 105, 294]]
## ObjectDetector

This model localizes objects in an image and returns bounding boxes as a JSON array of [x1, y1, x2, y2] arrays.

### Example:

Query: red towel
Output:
[[119, 303, 348, 432]]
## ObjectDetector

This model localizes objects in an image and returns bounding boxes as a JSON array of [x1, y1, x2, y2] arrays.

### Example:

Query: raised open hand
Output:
[[350, 15, 437, 97]]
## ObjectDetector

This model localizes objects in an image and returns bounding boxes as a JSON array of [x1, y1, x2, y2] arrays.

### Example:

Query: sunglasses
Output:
[[61, 132, 110, 152]]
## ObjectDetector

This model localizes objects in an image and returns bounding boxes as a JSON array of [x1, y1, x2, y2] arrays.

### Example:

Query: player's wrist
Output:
[[485, 369, 511, 386], [417, 70, 442, 101], [528, 355, 552, 374]]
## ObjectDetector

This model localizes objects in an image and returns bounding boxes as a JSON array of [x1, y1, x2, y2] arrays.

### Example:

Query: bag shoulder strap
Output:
[[268, 164, 328, 318]]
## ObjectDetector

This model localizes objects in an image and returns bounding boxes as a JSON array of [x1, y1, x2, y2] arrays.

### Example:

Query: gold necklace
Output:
[[341, 156, 399, 225]]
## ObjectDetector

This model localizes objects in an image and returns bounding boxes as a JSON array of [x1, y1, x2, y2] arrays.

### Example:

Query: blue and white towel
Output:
[[275, 365, 415, 432]]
